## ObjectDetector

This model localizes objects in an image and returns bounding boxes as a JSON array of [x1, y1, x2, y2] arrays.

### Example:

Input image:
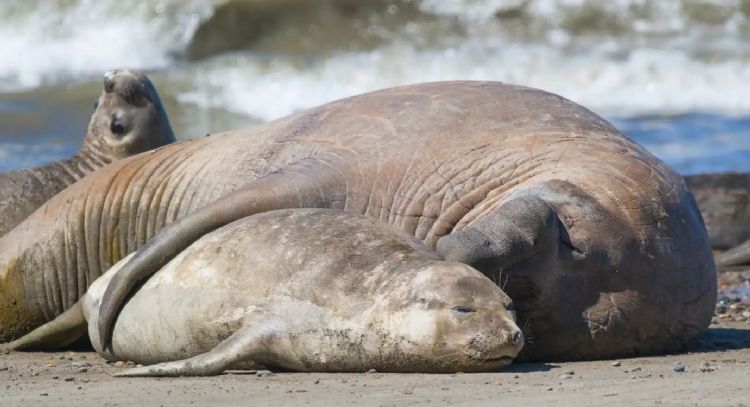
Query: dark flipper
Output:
[[436, 196, 562, 279], [3, 301, 86, 351], [716, 238, 750, 269], [97, 159, 346, 352]]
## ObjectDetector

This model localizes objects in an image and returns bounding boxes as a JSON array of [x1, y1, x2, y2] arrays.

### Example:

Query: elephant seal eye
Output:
[[451, 306, 476, 314], [93, 99, 99, 110], [506, 303, 516, 312], [110, 116, 126, 136]]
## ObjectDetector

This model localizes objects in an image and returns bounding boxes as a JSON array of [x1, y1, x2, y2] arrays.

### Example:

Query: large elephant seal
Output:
[[0, 69, 175, 236], [0, 81, 715, 361], [684, 172, 750, 267], [7, 209, 523, 375]]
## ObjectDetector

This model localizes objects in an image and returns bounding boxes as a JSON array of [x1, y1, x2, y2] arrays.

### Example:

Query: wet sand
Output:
[[2, 278, 749, 407]]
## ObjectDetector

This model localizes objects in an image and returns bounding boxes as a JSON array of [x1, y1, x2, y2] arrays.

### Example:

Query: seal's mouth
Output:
[[464, 353, 516, 366], [483, 356, 514, 365], [458, 355, 515, 372]]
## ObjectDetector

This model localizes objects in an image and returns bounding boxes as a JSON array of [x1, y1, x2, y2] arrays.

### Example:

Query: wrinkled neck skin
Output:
[[76, 139, 115, 170], [0, 95, 172, 239], [0, 137, 112, 237], [48, 145, 112, 181]]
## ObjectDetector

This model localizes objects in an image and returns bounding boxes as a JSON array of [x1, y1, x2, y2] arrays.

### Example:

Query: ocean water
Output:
[[0, 0, 748, 173]]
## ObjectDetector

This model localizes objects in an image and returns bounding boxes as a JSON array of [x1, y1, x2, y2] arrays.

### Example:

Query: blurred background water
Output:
[[0, 0, 748, 173]]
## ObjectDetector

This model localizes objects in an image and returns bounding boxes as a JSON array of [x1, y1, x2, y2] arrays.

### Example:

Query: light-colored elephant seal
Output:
[[0, 69, 175, 236], [8, 209, 523, 375], [684, 173, 750, 268], [0, 81, 715, 361]]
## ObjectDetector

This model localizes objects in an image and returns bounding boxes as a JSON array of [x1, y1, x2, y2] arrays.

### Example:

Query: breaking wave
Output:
[[1, 0, 749, 116]]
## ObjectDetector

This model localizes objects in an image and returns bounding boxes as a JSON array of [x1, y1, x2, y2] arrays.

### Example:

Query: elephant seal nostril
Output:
[[110, 116, 126, 136], [511, 330, 523, 345]]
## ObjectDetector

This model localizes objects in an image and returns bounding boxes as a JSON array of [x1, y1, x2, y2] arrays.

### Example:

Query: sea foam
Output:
[[1, 0, 749, 119]]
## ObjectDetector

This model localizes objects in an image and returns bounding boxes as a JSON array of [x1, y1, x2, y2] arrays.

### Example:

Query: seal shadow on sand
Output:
[[503, 362, 555, 373]]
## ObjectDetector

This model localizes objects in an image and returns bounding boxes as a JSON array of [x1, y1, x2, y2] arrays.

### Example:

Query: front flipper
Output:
[[716, 238, 750, 269], [98, 159, 347, 352], [3, 301, 86, 351], [436, 196, 562, 278], [114, 324, 274, 377]]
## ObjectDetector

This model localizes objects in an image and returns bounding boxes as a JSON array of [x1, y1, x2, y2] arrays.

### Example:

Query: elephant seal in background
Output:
[[685, 173, 750, 250], [685, 172, 750, 267], [0, 69, 175, 236], [8, 209, 523, 375], [0, 81, 715, 361]]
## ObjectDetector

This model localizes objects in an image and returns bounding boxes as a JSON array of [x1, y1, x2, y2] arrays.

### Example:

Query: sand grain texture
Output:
[[1, 322, 748, 407]]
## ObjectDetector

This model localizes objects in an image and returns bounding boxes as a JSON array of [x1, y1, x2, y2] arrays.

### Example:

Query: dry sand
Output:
[[1, 272, 749, 407], [2, 324, 747, 406]]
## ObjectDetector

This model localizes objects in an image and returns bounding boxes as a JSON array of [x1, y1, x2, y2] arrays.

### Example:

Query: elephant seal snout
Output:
[[87, 69, 175, 160]]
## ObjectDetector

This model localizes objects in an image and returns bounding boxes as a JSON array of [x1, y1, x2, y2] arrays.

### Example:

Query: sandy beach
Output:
[[2, 302, 748, 406]]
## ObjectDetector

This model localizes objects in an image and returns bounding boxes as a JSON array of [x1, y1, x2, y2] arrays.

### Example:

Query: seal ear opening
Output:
[[436, 196, 563, 278]]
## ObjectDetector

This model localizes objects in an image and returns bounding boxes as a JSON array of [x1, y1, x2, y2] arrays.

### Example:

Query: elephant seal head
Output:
[[84, 69, 175, 160], [438, 178, 715, 361], [361, 260, 523, 372]]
